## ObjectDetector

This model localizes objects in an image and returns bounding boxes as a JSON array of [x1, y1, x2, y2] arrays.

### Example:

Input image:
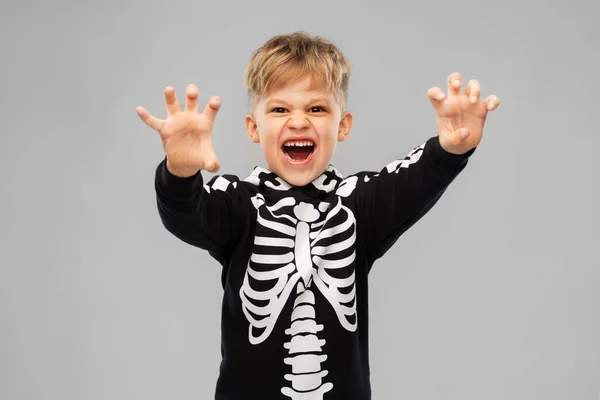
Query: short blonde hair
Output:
[[243, 31, 351, 114]]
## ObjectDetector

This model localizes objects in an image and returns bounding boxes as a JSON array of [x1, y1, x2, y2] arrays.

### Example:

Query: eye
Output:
[[310, 106, 325, 112], [271, 107, 287, 113]]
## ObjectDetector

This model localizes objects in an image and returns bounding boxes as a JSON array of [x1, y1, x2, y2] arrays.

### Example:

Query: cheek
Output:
[[318, 121, 339, 144], [258, 128, 280, 153]]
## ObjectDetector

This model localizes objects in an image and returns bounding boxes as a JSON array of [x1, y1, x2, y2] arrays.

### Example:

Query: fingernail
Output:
[[454, 80, 460, 86], [471, 96, 477, 103], [438, 93, 445, 100]]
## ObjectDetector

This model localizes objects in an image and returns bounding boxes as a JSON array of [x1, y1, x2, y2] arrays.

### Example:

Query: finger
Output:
[[203, 96, 221, 122], [447, 72, 462, 96], [465, 79, 481, 104], [427, 87, 446, 108], [164, 86, 180, 117], [484, 95, 500, 111], [185, 84, 199, 112], [136, 106, 165, 132]]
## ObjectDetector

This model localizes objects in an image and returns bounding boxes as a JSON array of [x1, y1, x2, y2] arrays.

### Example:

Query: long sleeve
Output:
[[154, 157, 247, 265], [354, 135, 475, 263]]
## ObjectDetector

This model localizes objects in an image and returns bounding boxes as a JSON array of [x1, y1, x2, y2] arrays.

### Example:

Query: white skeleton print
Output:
[[155, 136, 473, 399], [240, 175, 358, 399]]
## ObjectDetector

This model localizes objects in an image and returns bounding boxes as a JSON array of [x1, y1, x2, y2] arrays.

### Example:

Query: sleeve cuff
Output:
[[155, 156, 203, 198], [427, 135, 476, 166]]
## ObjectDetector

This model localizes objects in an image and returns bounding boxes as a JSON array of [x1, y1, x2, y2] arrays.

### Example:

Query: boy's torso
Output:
[[212, 166, 374, 400]]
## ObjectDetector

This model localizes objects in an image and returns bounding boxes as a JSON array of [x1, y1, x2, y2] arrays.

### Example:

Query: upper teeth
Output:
[[284, 140, 314, 147]]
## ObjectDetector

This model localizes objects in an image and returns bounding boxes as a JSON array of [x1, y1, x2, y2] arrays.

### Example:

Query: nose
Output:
[[286, 113, 310, 130]]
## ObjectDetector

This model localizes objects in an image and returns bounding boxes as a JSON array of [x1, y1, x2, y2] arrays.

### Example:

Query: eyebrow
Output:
[[265, 97, 331, 106]]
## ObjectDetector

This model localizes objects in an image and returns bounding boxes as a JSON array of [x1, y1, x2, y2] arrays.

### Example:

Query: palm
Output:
[[437, 95, 487, 150], [160, 112, 216, 170], [136, 84, 221, 174], [428, 73, 499, 155]]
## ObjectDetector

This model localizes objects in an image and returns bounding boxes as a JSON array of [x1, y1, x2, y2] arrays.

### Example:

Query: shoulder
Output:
[[203, 173, 245, 193], [334, 171, 380, 198]]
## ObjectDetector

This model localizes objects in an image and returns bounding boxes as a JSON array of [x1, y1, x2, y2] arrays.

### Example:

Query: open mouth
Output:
[[282, 140, 315, 163]]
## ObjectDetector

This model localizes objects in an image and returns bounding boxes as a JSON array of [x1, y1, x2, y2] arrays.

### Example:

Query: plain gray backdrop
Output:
[[1, 0, 599, 399]]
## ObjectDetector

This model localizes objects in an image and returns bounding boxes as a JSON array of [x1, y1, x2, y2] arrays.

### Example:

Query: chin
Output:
[[280, 171, 315, 187]]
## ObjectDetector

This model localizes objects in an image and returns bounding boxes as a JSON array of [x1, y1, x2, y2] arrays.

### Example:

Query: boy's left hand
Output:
[[428, 72, 500, 155]]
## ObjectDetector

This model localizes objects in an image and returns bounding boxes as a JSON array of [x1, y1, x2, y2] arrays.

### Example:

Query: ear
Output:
[[337, 111, 353, 142], [245, 114, 260, 143]]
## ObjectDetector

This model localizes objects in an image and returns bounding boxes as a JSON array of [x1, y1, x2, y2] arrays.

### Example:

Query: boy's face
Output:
[[245, 77, 353, 187]]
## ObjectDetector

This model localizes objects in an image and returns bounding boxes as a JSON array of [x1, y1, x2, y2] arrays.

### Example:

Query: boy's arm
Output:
[[354, 72, 499, 263], [355, 135, 475, 263], [154, 156, 245, 263]]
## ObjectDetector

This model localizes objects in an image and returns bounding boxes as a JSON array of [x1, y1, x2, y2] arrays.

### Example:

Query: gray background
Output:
[[1, 0, 598, 399]]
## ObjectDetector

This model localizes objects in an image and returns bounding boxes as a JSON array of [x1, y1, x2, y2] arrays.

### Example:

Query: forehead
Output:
[[262, 77, 335, 103], [267, 76, 326, 95]]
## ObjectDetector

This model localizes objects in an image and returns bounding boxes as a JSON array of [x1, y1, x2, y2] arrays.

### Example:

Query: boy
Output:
[[136, 32, 499, 400]]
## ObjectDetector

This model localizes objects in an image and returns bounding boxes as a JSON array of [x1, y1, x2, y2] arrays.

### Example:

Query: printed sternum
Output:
[[281, 220, 333, 399]]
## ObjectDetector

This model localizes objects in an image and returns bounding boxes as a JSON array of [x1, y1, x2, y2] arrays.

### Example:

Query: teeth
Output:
[[283, 140, 314, 147]]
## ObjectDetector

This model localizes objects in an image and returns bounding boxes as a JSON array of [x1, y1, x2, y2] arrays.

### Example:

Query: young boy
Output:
[[136, 32, 499, 400]]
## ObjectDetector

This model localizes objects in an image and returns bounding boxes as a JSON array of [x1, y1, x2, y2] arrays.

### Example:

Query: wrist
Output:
[[166, 159, 200, 178], [430, 136, 476, 164]]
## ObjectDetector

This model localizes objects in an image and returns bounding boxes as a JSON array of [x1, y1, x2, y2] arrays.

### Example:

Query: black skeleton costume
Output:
[[154, 135, 475, 400]]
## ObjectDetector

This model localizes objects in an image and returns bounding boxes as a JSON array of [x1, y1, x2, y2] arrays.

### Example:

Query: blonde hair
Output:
[[243, 31, 351, 114]]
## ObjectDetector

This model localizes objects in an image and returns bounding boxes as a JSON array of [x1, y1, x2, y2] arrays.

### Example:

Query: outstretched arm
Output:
[[154, 158, 245, 263], [355, 72, 500, 263], [139, 84, 246, 263]]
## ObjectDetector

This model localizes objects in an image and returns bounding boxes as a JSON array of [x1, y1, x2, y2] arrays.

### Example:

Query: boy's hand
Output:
[[427, 72, 500, 155], [136, 84, 221, 176]]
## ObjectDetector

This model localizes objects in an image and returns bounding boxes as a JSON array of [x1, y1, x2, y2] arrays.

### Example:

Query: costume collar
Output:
[[243, 165, 344, 193]]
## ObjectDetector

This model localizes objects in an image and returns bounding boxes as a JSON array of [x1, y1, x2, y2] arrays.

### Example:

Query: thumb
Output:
[[456, 128, 470, 141], [444, 128, 470, 149], [203, 96, 221, 123], [204, 150, 220, 173], [439, 128, 470, 154]]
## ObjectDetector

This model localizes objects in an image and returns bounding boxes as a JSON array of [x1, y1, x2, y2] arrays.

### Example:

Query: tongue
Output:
[[286, 146, 313, 160]]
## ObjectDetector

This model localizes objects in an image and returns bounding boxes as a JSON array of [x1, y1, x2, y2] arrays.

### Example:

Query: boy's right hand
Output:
[[136, 84, 221, 177]]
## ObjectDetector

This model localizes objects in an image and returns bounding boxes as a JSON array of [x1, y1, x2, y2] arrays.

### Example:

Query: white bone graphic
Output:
[[240, 193, 357, 399]]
